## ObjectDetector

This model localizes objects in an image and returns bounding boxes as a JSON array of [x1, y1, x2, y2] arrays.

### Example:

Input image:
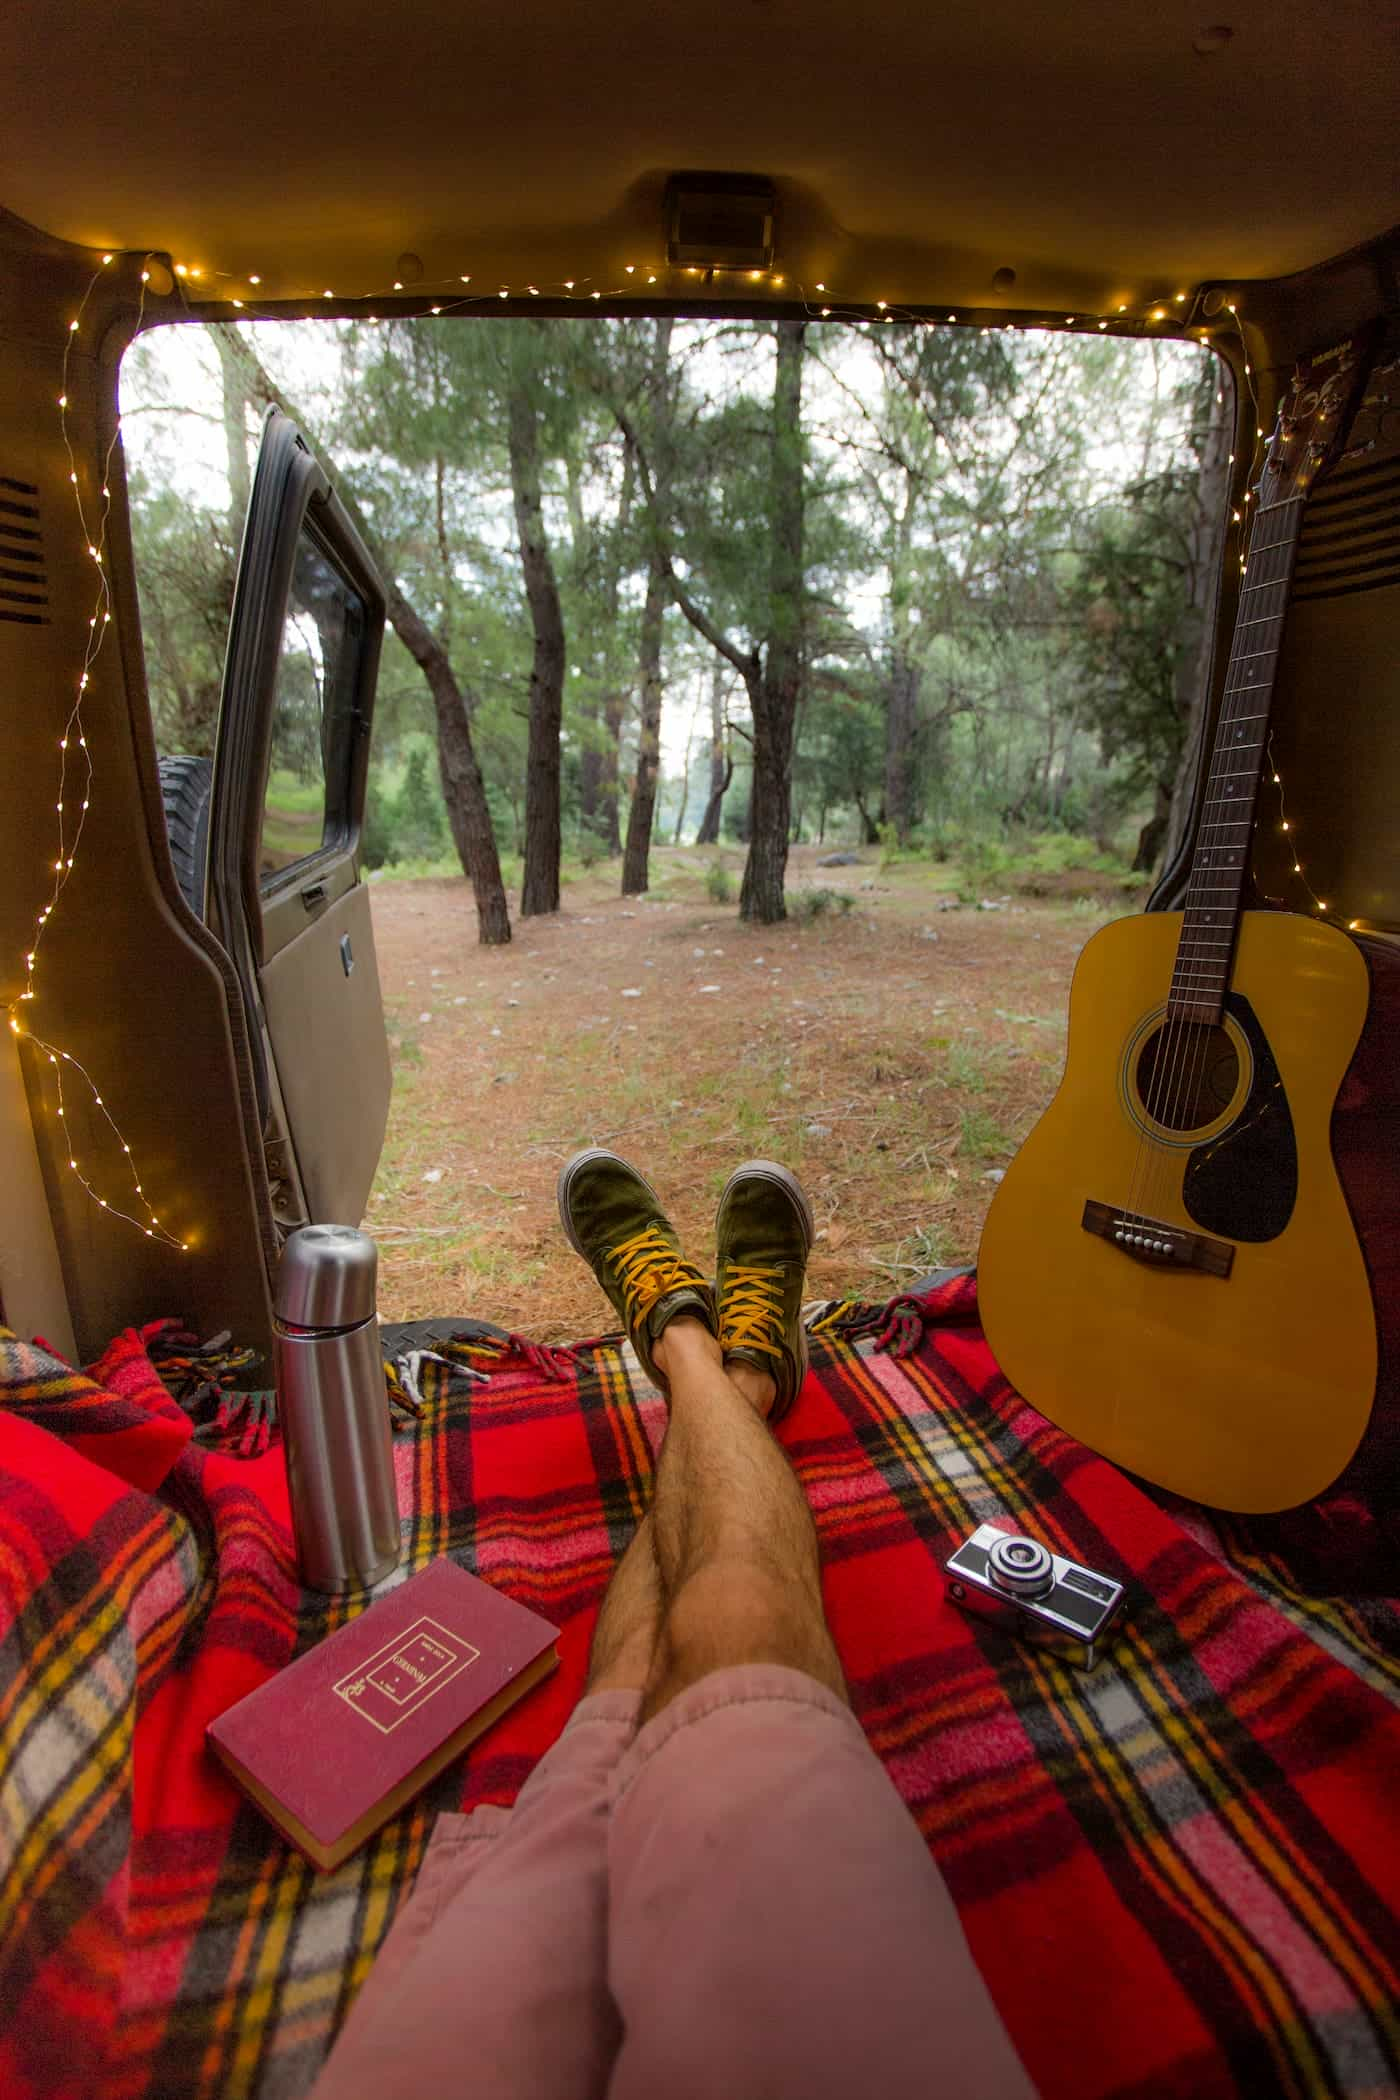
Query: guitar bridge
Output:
[[1082, 1199, 1234, 1278]]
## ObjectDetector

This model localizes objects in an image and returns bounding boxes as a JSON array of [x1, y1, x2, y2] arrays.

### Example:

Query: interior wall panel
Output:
[[0, 214, 276, 1357]]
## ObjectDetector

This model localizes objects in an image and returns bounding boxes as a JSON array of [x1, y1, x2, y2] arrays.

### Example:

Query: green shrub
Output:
[[362, 744, 452, 869], [574, 817, 614, 870], [790, 886, 854, 923], [705, 859, 735, 903], [957, 836, 1010, 901], [360, 780, 394, 870], [392, 746, 448, 861]]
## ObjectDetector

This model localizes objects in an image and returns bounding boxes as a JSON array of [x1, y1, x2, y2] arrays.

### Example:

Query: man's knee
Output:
[[644, 1560, 843, 1717]]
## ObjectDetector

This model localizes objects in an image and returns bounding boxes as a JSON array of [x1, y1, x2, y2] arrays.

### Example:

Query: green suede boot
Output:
[[557, 1148, 716, 1390], [714, 1159, 814, 1420]]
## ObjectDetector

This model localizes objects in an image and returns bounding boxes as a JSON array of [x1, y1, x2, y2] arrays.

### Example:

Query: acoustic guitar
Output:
[[979, 332, 1395, 1513]]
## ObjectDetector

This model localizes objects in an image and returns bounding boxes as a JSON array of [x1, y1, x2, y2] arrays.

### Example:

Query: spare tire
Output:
[[157, 754, 213, 917]]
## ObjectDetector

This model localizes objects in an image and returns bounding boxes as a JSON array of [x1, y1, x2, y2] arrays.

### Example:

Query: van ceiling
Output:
[[2, 0, 1396, 310]]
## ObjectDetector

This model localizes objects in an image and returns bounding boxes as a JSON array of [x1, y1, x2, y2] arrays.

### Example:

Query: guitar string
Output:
[[1145, 312, 1285, 1222], [1131, 339, 1359, 1252], [1122, 504, 1294, 1242], [1147, 511, 1289, 1206], [1142, 506, 1296, 1234], [1150, 510, 1292, 1226], [1167, 341, 1368, 1177]]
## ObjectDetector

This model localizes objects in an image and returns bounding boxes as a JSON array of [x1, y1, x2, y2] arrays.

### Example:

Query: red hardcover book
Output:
[[207, 1558, 559, 1870]]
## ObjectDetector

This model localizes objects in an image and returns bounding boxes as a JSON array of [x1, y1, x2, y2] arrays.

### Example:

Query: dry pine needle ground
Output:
[[368, 845, 1121, 1341]]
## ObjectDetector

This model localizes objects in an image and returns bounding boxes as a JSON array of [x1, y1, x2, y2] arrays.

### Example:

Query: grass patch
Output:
[[940, 1041, 998, 1094], [897, 1223, 951, 1272], [958, 1107, 1014, 1161]]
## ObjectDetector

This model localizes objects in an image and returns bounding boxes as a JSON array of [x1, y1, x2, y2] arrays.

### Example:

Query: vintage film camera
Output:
[[944, 1524, 1126, 1669]]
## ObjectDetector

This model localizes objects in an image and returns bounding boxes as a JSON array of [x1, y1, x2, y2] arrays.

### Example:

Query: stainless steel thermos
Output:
[[273, 1225, 401, 1594]]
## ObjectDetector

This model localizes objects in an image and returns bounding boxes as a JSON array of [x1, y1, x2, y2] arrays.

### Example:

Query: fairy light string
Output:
[[20, 243, 1274, 1254], [1226, 309, 1342, 935], [5, 251, 190, 1252], [1263, 735, 1334, 922]]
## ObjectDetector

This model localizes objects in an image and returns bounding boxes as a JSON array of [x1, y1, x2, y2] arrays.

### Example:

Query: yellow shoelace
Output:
[[609, 1227, 705, 1326], [718, 1263, 785, 1360]]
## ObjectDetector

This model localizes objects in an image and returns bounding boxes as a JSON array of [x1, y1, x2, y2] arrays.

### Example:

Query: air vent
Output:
[[665, 174, 777, 272], [0, 475, 50, 625], [1292, 345, 1400, 606]]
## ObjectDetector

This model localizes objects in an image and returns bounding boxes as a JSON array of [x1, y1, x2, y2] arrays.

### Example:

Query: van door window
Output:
[[261, 531, 366, 888]]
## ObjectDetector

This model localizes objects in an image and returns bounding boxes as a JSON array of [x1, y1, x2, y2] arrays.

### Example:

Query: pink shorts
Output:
[[316, 1663, 1035, 2100]]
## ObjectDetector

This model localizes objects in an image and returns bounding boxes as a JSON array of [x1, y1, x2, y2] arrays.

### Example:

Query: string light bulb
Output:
[[1265, 736, 1340, 925]]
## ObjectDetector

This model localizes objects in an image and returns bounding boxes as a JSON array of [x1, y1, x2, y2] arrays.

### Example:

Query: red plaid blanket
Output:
[[1, 1286, 1397, 2100]]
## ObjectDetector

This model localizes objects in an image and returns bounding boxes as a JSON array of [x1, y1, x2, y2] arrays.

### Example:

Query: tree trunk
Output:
[[1134, 778, 1173, 872], [883, 648, 920, 845], [882, 479, 920, 846], [695, 759, 733, 846], [853, 791, 881, 846], [565, 443, 605, 841], [209, 326, 252, 542], [599, 691, 624, 853], [740, 320, 806, 924], [1162, 378, 1234, 873], [695, 660, 730, 844], [742, 689, 793, 916], [672, 690, 702, 844], [388, 588, 512, 944], [622, 549, 665, 892], [580, 439, 634, 855], [508, 362, 566, 917], [621, 321, 674, 897]]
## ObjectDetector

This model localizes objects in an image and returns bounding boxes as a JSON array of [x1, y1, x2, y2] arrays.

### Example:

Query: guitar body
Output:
[[979, 909, 1378, 1511]]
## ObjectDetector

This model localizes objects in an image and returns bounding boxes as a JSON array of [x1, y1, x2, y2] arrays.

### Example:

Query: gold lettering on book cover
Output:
[[333, 1616, 481, 1735]]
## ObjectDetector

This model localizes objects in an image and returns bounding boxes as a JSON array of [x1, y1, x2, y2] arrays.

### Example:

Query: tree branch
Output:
[[613, 407, 761, 689]]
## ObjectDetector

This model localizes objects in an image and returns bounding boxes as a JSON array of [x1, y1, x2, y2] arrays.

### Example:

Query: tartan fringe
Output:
[[146, 1322, 277, 1454], [806, 1290, 946, 1360], [459, 1332, 579, 1383]]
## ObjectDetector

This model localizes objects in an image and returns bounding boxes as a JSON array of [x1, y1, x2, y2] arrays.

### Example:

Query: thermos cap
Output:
[[276, 1224, 378, 1330]]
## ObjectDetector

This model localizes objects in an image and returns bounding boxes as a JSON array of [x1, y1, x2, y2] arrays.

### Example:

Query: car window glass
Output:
[[260, 532, 365, 887]]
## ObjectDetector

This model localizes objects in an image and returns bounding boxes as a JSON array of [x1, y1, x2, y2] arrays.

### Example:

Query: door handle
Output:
[[340, 933, 355, 977], [301, 880, 327, 910]]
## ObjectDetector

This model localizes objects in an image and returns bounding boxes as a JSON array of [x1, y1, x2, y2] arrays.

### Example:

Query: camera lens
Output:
[[987, 1533, 1054, 1598]]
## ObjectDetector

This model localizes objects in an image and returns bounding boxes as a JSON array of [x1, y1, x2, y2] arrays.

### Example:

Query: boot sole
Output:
[[717, 1160, 814, 1417]]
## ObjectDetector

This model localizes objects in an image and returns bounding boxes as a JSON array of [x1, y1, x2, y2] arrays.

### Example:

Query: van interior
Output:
[[0, 1, 1397, 2093]]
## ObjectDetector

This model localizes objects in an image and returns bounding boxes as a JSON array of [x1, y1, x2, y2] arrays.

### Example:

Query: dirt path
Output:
[[367, 845, 1113, 1339]]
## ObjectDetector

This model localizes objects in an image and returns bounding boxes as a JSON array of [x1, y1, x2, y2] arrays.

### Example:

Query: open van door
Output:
[[204, 407, 392, 1230]]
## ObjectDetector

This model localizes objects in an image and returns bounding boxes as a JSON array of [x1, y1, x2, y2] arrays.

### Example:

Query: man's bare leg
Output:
[[585, 1511, 662, 1695], [640, 1316, 845, 1724], [604, 1277, 1037, 2100]]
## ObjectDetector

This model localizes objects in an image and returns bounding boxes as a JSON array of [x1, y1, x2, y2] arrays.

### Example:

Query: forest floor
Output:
[[367, 843, 1140, 1339]]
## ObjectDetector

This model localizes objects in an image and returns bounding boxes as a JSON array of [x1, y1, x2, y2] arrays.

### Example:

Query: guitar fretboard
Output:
[[1167, 496, 1306, 1024]]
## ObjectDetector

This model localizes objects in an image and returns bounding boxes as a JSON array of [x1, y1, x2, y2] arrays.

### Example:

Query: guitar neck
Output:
[[1167, 496, 1306, 1024]]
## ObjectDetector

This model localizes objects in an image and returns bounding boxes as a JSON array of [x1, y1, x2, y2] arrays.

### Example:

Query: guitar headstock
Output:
[[1253, 331, 1376, 511]]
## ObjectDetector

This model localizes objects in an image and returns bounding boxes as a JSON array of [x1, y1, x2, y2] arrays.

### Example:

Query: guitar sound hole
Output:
[[1135, 1022, 1239, 1133]]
